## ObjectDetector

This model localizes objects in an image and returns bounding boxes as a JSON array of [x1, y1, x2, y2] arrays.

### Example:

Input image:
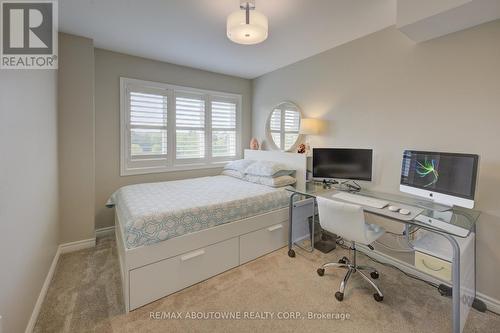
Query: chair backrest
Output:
[[316, 196, 370, 245]]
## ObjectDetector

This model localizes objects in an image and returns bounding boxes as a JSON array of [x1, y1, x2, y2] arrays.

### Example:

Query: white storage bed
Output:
[[113, 150, 306, 311]]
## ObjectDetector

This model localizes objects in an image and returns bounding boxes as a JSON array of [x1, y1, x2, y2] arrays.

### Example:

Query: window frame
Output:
[[120, 77, 242, 176], [266, 101, 302, 152]]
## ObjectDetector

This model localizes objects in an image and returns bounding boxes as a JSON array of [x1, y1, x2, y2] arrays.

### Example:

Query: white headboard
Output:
[[244, 149, 307, 191]]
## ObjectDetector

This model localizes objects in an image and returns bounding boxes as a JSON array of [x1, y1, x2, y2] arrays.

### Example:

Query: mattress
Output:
[[108, 175, 291, 249]]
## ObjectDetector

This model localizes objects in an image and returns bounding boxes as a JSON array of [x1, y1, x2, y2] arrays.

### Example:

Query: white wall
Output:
[[0, 71, 59, 333], [252, 21, 500, 302]]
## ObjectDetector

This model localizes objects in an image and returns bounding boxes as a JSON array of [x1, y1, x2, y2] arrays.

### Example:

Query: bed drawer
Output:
[[129, 237, 239, 310], [415, 251, 451, 281], [240, 222, 288, 264]]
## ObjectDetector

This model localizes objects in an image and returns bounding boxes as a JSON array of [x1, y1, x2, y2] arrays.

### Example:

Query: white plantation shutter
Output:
[[270, 108, 282, 149], [128, 90, 168, 158], [175, 93, 205, 159], [284, 109, 300, 150], [269, 107, 301, 150], [270, 109, 281, 131], [120, 78, 241, 175], [211, 98, 237, 158]]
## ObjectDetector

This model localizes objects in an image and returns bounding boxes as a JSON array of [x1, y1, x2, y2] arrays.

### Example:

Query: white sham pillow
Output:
[[224, 159, 255, 172], [221, 169, 244, 179], [244, 160, 295, 177], [244, 174, 296, 188]]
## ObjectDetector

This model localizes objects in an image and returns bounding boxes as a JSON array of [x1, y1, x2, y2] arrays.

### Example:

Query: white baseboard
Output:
[[355, 243, 500, 314], [59, 238, 96, 254], [476, 291, 500, 314], [25, 237, 96, 332], [25, 247, 60, 333], [95, 226, 115, 238]]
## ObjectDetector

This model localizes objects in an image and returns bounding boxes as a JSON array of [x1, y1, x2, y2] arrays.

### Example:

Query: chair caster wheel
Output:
[[338, 257, 348, 264], [288, 249, 296, 258], [317, 268, 325, 276], [373, 293, 384, 302], [335, 292, 344, 302], [370, 271, 379, 279]]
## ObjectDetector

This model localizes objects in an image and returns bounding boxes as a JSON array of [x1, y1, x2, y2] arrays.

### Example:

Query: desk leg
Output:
[[288, 193, 296, 257], [311, 198, 315, 250], [442, 234, 461, 333]]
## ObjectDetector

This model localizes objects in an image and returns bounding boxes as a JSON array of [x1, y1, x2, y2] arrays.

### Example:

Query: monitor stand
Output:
[[415, 200, 453, 212]]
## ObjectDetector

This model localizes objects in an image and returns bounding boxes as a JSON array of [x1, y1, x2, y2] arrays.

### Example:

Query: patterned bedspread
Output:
[[108, 175, 291, 249]]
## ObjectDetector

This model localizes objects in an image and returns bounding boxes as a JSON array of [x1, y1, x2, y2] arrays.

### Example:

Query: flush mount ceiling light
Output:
[[227, 0, 268, 45]]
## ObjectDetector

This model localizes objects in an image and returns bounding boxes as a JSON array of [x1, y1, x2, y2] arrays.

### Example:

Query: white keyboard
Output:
[[332, 192, 389, 209]]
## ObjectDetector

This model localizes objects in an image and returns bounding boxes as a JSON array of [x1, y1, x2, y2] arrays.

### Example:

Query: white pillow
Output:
[[221, 169, 244, 179], [224, 159, 255, 172], [244, 174, 296, 188], [244, 160, 295, 177]]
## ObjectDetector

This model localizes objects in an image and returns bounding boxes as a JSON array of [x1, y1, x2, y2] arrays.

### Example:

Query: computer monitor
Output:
[[400, 150, 479, 209], [313, 148, 373, 181]]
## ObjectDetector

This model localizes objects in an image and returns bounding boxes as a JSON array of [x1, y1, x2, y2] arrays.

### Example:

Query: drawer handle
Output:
[[421, 259, 445, 272], [181, 249, 205, 262], [267, 224, 283, 232]]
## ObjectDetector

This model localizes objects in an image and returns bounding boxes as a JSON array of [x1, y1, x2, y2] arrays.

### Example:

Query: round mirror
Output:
[[266, 101, 302, 151]]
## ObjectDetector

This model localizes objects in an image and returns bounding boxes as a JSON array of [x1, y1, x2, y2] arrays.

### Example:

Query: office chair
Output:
[[316, 196, 386, 302]]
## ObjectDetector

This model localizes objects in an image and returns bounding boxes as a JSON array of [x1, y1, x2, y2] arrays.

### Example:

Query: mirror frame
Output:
[[265, 101, 303, 152]]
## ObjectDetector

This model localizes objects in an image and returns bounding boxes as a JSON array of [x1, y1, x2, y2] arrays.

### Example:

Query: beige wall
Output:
[[58, 33, 96, 243], [0, 71, 59, 332], [252, 21, 500, 301], [94, 49, 253, 229]]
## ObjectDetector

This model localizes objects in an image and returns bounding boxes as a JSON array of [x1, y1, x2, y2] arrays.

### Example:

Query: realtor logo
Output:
[[1, 0, 58, 69]]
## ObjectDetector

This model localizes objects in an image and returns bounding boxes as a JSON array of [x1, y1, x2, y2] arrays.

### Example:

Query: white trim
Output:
[[121, 161, 226, 176], [354, 243, 500, 314], [120, 77, 243, 176], [26, 238, 96, 332], [25, 247, 60, 333], [476, 291, 500, 315], [265, 101, 303, 152], [95, 226, 116, 238], [59, 238, 96, 254]]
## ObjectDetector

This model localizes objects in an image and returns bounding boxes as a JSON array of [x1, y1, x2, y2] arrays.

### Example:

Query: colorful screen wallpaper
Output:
[[401, 151, 478, 199]]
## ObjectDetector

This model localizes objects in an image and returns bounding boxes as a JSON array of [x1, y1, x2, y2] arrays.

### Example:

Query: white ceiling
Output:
[[60, 0, 396, 79]]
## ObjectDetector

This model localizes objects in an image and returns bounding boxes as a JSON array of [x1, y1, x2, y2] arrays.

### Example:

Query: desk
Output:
[[287, 183, 481, 333]]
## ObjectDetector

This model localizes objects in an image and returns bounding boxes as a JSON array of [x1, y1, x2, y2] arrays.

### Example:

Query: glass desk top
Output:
[[287, 182, 481, 238]]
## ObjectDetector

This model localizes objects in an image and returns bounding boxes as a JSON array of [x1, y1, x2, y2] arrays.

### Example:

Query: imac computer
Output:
[[400, 150, 479, 209], [313, 148, 373, 182]]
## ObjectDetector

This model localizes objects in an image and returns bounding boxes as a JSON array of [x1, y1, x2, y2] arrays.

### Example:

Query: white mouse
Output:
[[399, 208, 411, 215], [388, 205, 400, 212]]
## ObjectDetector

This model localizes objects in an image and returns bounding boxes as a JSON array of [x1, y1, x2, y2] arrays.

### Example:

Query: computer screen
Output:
[[400, 150, 479, 200], [313, 148, 373, 181]]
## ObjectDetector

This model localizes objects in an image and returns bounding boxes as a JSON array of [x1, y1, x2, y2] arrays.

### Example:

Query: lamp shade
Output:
[[227, 10, 268, 45], [299, 118, 324, 135]]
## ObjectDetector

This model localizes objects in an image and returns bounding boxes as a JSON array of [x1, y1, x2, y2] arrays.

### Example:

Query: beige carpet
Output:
[[34, 236, 499, 333]]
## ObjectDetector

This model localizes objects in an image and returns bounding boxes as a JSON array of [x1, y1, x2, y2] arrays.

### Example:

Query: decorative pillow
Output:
[[221, 169, 244, 179], [244, 160, 295, 177], [224, 159, 255, 172], [244, 174, 296, 188]]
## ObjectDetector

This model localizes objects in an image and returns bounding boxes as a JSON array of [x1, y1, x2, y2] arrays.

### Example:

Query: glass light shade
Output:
[[227, 10, 268, 45], [299, 118, 325, 135]]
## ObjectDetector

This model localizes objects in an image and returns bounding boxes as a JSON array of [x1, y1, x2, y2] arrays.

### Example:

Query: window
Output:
[[267, 102, 301, 151], [211, 97, 237, 158], [175, 93, 206, 160], [120, 78, 241, 175]]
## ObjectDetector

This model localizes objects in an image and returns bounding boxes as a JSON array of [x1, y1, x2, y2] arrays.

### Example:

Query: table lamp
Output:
[[299, 118, 324, 155]]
